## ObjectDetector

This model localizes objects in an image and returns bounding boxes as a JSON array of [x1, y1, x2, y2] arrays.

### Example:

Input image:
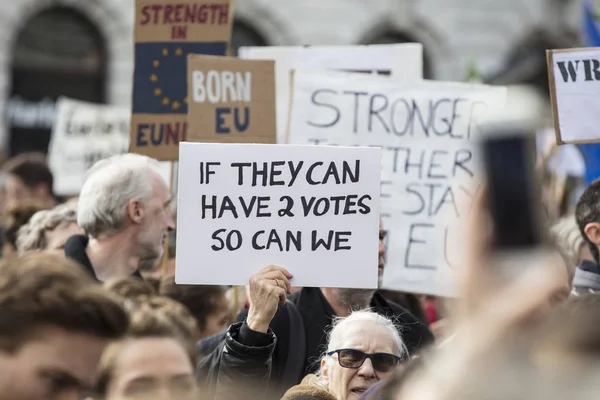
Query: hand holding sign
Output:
[[246, 265, 293, 333]]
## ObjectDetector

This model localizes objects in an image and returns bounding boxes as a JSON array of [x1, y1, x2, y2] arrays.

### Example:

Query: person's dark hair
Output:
[[159, 276, 226, 332], [378, 290, 428, 325], [0, 253, 129, 352], [3, 201, 48, 254], [137, 295, 199, 342], [94, 305, 196, 397], [144, 276, 161, 292], [575, 179, 600, 264], [2, 152, 54, 194]]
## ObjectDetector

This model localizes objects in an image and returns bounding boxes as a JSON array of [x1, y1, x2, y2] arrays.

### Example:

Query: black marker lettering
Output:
[[230, 162, 251, 185], [269, 161, 285, 186], [308, 89, 340, 128]]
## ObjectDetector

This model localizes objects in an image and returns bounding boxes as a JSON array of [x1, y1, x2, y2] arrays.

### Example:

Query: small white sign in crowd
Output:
[[48, 98, 171, 196], [547, 47, 600, 144]]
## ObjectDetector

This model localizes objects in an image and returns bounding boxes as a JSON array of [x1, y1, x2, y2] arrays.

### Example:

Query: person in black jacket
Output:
[[229, 225, 434, 396], [235, 287, 433, 394], [197, 264, 294, 399]]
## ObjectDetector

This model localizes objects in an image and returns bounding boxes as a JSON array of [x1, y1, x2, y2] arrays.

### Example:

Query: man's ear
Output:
[[584, 222, 600, 246], [320, 358, 330, 382], [127, 199, 144, 224]]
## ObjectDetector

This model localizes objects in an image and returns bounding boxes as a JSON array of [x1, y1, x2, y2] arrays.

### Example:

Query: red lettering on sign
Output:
[[139, 3, 229, 25], [174, 4, 184, 23], [165, 122, 187, 145], [164, 4, 174, 23], [151, 4, 163, 24], [171, 25, 187, 39], [140, 6, 150, 25]]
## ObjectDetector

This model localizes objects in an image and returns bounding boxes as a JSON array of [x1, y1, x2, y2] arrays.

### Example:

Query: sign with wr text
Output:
[[547, 47, 600, 144]]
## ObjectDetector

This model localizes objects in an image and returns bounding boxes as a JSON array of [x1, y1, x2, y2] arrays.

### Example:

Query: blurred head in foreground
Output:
[[317, 310, 406, 400], [0, 253, 128, 400], [396, 295, 600, 400], [3, 201, 48, 257], [104, 277, 157, 300], [2, 153, 56, 208], [93, 305, 196, 400], [16, 202, 82, 256], [160, 276, 229, 339]]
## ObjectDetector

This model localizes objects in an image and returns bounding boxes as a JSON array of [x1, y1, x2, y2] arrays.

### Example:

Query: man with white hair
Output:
[[64, 154, 175, 281]]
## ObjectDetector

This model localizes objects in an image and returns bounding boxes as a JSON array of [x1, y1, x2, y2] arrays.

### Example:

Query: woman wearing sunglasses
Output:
[[282, 310, 407, 400]]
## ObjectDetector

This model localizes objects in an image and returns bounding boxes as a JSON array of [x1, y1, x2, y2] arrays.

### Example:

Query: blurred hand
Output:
[[399, 184, 568, 400], [430, 318, 451, 342], [246, 265, 293, 333]]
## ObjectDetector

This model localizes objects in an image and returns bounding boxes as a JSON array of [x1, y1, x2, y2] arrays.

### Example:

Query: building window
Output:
[[8, 7, 106, 156], [368, 33, 432, 79]]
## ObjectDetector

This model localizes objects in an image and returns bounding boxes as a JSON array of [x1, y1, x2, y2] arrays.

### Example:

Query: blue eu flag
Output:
[[132, 41, 227, 115], [580, 0, 600, 185]]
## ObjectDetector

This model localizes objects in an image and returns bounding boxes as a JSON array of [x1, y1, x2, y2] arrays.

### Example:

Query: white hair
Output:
[[317, 310, 407, 379], [16, 202, 78, 254], [326, 310, 406, 355], [77, 154, 163, 238]]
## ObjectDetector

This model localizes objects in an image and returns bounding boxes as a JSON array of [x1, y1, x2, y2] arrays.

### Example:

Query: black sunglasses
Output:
[[326, 348, 402, 373]]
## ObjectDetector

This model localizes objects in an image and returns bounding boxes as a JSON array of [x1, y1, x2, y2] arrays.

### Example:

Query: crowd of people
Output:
[[0, 150, 599, 400]]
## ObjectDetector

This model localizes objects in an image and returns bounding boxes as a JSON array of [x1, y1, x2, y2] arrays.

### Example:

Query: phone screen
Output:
[[482, 133, 541, 250]]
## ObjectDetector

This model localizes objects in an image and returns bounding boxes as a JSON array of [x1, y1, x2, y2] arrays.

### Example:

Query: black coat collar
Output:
[[64, 234, 144, 282]]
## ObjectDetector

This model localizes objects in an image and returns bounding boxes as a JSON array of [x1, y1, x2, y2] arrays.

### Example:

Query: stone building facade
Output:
[[0, 0, 582, 155]]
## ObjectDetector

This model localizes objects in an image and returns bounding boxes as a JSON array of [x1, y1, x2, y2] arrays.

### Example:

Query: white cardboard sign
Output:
[[548, 47, 600, 144], [48, 98, 171, 195], [176, 142, 382, 288], [239, 43, 423, 144], [287, 70, 506, 296]]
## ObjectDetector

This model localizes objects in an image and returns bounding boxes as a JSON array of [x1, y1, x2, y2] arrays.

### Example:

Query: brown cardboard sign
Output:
[[130, 0, 234, 161], [186, 55, 276, 143]]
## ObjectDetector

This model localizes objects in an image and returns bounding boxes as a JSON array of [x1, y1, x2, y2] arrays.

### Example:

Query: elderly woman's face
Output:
[[322, 321, 399, 400]]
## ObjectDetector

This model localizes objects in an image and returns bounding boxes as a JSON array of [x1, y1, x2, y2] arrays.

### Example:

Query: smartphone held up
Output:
[[476, 86, 550, 277]]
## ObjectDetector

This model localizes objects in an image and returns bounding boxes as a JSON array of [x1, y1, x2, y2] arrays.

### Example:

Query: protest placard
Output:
[[48, 98, 171, 195], [130, 0, 234, 161], [536, 128, 585, 177], [186, 55, 276, 143], [547, 47, 600, 144], [239, 43, 423, 143], [287, 70, 506, 296], [176, 142, 382, 288]]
